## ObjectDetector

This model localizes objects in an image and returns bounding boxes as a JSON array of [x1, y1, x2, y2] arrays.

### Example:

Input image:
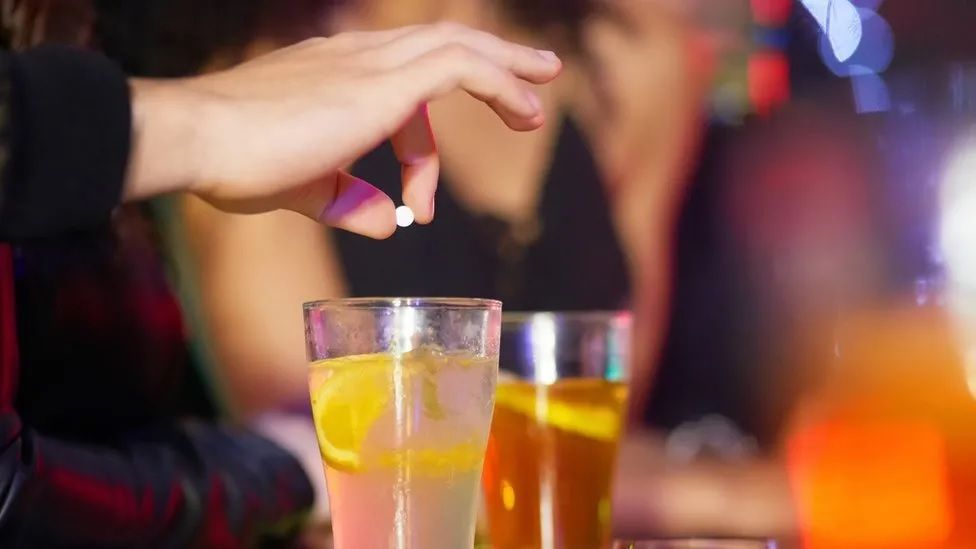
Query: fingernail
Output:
[[537, 49, 559, 63], [429, 193, 436, 219], [525, 91, 542, 114]]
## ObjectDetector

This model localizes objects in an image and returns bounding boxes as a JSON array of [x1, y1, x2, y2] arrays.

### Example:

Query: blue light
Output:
[[799, 0, 863, 62], [851, 70, 892, 113], [817, 8, 894, 77], [752, 27, 791, 50]]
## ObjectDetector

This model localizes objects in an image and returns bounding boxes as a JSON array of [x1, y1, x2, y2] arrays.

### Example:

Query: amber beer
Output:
[[481, 312, 631, 549], [483, 378, 627, 548]]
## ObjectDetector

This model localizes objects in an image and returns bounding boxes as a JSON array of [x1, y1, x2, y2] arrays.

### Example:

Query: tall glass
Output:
[[304, 298, 501, 548], [482, 311, 631, 549]]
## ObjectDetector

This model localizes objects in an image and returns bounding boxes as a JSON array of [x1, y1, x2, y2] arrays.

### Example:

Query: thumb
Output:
[[286, 171, 397, 239]]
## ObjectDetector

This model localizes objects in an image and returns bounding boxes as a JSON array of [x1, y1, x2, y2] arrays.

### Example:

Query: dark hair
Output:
[[1, 0, 335, 73], [5, 0, 599, 72], [498, 0, 610, 112], [1, 0, 94, 49], [94, 0, 336, 76]]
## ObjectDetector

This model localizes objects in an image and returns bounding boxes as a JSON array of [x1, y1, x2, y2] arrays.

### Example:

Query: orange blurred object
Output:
[[784, 305, 976, 548], [788, 420, 951, 547]]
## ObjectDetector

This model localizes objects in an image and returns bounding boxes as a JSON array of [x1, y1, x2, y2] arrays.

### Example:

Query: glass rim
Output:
[[302, 297, 502, 311]]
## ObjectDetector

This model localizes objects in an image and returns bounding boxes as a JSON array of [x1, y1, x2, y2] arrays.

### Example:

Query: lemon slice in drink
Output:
[[494, 379, 627, 441], [309, 354, 392, 472]]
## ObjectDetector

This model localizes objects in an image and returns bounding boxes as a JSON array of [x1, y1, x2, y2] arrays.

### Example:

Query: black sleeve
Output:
[[0, 416, 316, 547], [0, 45, 131, 241], [0, 244, 315, 546]]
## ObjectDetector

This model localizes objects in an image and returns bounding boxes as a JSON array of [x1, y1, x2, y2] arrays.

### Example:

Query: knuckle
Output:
[[435, 43, 478, 65], [500, 44, 521, 69], [431, 20, 465, 39]]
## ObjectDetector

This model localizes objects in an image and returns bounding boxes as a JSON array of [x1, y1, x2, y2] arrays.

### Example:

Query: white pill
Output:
[[395, 205, 415, 228]]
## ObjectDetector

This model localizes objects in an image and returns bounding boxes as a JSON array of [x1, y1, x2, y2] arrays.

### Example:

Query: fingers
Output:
[[319, 25, 424, 53], [360, 24, 561, 222], [367, 23, 562, 85], [391, 105, 439, 224], [393, 45, 547, 131], [320, 172, 397, 238], [305, 23, 561, 135], [276, 23, 562, 230], [286, 171, 396, 239]]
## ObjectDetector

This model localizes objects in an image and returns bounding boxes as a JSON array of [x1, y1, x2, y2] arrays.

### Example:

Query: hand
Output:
[[127, 23, 562, 238], [250, 412, 331, 522]]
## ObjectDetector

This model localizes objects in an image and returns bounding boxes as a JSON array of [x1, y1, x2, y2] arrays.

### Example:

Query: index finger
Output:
[[391, 105, 439, 224], [369, 23, 562, 85]]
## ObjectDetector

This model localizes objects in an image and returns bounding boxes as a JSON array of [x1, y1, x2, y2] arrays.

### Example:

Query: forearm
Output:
[[615, 191, 677, 423], [611, 126, 699, 422], [126, 79, 209, 202]]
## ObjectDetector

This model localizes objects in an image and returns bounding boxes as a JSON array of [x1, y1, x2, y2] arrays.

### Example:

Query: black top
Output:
[[337, 117, 631, 312], [0, 45, 312, 547]]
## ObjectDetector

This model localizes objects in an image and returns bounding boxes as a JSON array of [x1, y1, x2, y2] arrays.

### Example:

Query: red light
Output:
[[748, 51, 790, 116], [751, 0, 792, 26]]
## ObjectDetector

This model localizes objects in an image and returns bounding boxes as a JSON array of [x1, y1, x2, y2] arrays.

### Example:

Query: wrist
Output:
[[125, 78, 210, 201]]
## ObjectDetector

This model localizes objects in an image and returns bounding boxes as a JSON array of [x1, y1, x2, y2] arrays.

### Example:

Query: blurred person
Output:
[[164, 0, 705, 432], [128, 0, 792, 539], [146, 0, 806, 542], [0, 1, 561, 545], [147, 2, 706, 539], [94, 0, 704, 542], [102, 0, 840, 542]]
